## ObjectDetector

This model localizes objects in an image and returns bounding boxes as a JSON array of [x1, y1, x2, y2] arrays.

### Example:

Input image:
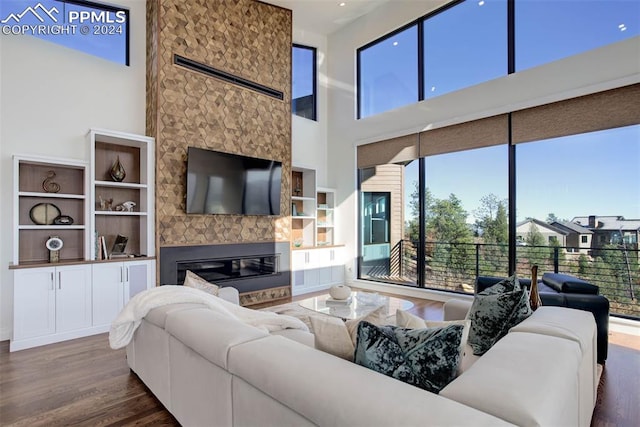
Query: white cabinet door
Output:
[[55, 265, 92, 333], [92, 260, 154, 327], [13, 268, 56, 340], [329, 247, 345, 284], [92, 263, 125, 327], [291, 251, 308, 289], [317, 249, 333, 284], [125, 260, 153, 303], [291, 250, 319, 292], [303, 250, 319, 288], [317, 247, 345, 285]]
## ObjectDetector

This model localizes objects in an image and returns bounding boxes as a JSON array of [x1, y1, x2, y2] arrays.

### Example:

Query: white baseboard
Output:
[[610, 316, 640, 336], [0, 327, 11, 342], [9, 325, 110, 352]]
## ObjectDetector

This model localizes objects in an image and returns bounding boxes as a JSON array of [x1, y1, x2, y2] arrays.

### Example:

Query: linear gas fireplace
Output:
[[177, 254, 279, 284], [160, 242, 290, 296]]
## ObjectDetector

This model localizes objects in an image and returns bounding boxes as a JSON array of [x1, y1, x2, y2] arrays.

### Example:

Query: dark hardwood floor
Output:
[[1, 291, 638, 426]]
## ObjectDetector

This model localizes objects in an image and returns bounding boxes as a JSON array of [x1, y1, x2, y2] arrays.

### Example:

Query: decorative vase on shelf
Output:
[[110, 156, 126, 182], [329, 285, 351, 300]]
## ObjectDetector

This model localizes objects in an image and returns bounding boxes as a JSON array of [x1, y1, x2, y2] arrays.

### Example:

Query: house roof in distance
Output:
[[551, 220, 593, 234], [572, 216, 640, 231], [516, 218, 569, 235]]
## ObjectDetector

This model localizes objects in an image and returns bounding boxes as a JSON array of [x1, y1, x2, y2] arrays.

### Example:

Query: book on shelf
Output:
[[100, 236, 108, 260]]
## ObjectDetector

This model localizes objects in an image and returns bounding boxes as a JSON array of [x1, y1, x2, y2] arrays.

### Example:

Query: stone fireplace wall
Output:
[[147, 0, 292, 302]]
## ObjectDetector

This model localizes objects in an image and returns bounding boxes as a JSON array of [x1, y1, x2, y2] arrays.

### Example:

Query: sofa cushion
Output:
[[467, 275, 532, 356], [396, 309, 472, 374], [270, 329, 315, 348], [183, 270, 220, 295], [165, 308, 268, 369], [542, 272, 599, 294], [309, 306, 387, 360], [354, 321, 464, 394], [441, 331, 582, 427], [229, 335, 513, 426], [145, 303, 207, 329], [509, 306, 596, 356]]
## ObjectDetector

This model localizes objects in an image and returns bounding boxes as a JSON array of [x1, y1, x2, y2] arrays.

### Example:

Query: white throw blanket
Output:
[[109, 285, 309, 349]]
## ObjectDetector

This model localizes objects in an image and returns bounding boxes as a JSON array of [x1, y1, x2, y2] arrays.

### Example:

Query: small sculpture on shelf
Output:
[[115, 201, 136, 212], [98, 196, 113, 211], [294, 176, 302, 196], [42, 170, 60, 193], [110, 156, 126, 182]]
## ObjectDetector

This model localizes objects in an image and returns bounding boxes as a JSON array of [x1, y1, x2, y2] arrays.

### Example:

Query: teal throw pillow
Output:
[[467, 275, 532, 356], [354, 321, 464, 394]]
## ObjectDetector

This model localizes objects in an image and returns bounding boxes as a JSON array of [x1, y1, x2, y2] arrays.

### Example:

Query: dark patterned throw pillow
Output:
[[467, 275, 532, 356], [354, 321, 464, 394]]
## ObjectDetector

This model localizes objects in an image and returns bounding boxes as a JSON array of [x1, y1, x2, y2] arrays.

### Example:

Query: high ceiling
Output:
[[264, 0, 390, 35]]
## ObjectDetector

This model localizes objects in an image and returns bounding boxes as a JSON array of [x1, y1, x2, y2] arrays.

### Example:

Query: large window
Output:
[[516, 0, 640, 71], [516, 125, 640, 318], [423, 0, 507, 99], [423, 145, 508, 293], [357, 0, 639, 118], [358, 24, 418, 118], [356, 85, 640, 318], [0, 0, 129, 65], [292, 44, 317, 120]]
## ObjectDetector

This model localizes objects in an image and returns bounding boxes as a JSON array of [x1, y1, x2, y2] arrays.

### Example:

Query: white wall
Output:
[[0, 0, 147, 340], [325, 0, 640, 282], [291, 28, 328, 186]]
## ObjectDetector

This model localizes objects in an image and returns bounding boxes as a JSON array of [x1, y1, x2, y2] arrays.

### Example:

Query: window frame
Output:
[[292, 43, 317, 121]]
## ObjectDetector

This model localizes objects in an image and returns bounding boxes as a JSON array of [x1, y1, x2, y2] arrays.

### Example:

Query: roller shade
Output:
[[512, 83, 640, 144], [357, 133, 419, 169], [419, 114, 509, 157]]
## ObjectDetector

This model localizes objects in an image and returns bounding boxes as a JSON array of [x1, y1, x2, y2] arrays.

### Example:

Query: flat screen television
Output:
[[186, 147, 282, 215]]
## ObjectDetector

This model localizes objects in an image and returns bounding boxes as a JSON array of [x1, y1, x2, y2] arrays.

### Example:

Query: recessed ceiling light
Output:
[[393, 41, 398, 46], [339, 2, 346, 6]]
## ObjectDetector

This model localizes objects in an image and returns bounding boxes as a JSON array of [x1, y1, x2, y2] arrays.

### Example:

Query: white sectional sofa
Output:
[[126, 295, 597, 427]]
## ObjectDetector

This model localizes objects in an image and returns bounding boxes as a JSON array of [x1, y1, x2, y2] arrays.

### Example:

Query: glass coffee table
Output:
[[297, 291, 414, 320]]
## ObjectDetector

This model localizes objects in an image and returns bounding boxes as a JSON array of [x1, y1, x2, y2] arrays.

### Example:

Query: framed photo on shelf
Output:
[[110, 234, 128, 257]]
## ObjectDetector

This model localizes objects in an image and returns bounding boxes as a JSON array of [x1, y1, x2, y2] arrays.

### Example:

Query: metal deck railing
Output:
[[362, 240, 639, 319]]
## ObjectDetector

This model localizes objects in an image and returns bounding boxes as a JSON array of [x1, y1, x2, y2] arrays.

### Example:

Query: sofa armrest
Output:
[[542, 272, 599, 294], [540, 292, 609, 363], [218, 286, 240, 305], [444, 299, 472, 321]]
